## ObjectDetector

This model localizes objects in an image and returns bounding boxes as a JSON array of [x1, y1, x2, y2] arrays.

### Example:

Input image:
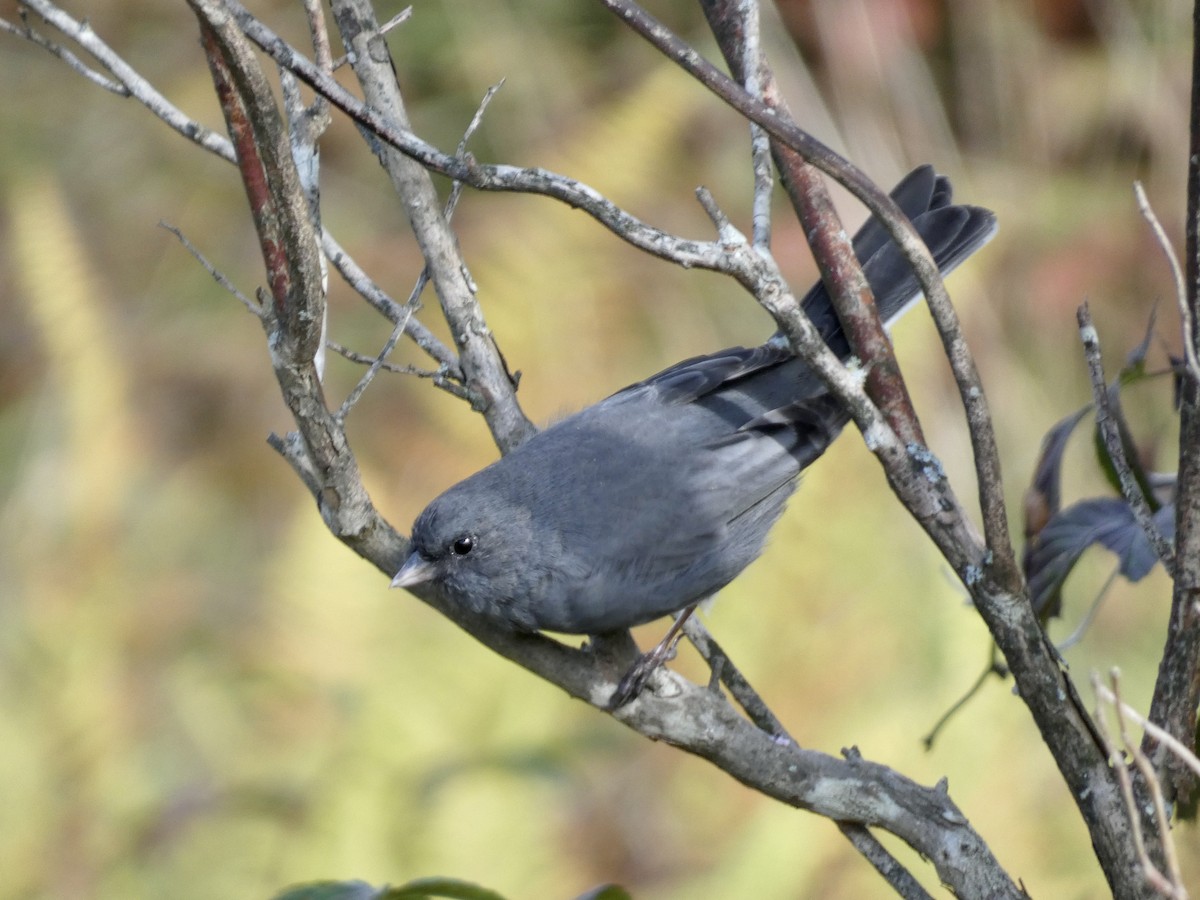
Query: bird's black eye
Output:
[[451, 535, 475, 556]]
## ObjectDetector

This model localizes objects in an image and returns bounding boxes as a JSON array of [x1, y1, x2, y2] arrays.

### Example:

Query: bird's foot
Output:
[[605, 605, 697, 709], [607, 641, 679, 709]]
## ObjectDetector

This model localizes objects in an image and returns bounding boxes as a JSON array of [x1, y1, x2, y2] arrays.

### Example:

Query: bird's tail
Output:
[[737, 167, 996, 468], [796, 165, 997, 361]]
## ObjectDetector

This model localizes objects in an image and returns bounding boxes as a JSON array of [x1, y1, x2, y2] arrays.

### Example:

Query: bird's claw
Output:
[[606, 641, 679, 709]]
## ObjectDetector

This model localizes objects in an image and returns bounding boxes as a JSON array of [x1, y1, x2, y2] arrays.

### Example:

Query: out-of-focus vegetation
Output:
[[0, 0, 1196, 897]]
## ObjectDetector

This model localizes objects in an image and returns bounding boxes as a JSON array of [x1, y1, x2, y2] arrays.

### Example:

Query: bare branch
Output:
[[331, 5, 410, 70], [1094, 671, 1188, 899], [159, 221, 260, 315], [334, 81, 497, 421], [1098, 676, 1200, 780], [18, 0, 236, 163], [922, 648, 1007, 750], [836, 821, 935, 900], [731, 1, 773, 251], [1, 9, 126, 93], [1134, 182, 1200, 385], [279, 65, 329, 380], [331, 0, 535, 452], [336, 317, 410, 421], [679, 617, 791, 742], [301, 0, 333, 72], [194, 0, 324, 360], [202, 1, 739, 274], [318, 229, 461, 377], [327, 342, 439, 378], [1077, 302, 1176, 575]]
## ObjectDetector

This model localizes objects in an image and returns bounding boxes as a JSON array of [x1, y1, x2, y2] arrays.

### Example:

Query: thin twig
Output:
[[455, 81, 504, 156], [1094, 670, 1187, 899], [836, 823, 935, 900], [1141, 0, 1200, 801], [302, 0, 333, 72], [1092, 671, 1157, 890], [1096, 681, 1200, 780], [680, 617, 791, 742], [335, 81, 502, 420], [1134, 182, 1200, 386], [695, 186, 738, 240], [159, 221, 260, 315], [923, 648, 1007, 750], [1077, 302, 1177, 576], [1110, 673, 1184, 896], [378, 7, 414, 36], [331, 5, 411, 70], [1057, 566, 1120, 651], [1, 9, 127, 93], [336, 317, 411, 422], [327, 341, 439, 378], [17, 0, 237, 163], [319, 229, 460, 376], [734, 1, 772, 250]]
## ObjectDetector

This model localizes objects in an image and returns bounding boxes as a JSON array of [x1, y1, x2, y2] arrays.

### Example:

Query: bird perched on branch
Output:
[[392, 166, 996, 704]]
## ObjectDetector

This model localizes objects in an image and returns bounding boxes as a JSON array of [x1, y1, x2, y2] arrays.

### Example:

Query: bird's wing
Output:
[[608, 342, 793, 406]]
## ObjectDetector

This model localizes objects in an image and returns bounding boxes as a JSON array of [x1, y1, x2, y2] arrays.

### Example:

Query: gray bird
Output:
[[393, 167, 995, 658]]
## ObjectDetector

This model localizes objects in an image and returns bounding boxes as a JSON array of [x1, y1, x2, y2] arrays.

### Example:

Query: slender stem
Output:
[[1076, 302, 1176, 575], [1142, 0, 1200, 810], [1134, 182, 1200, 384]]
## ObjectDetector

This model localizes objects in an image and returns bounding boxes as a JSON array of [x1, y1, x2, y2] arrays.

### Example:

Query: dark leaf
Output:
[[273, 878, 513, 900], [272, 882, 381, 900], [1023, 405, 1090, 554], [573, 885, 633, 900], [1120, 303, 1157, 380], [381, 877, 510, 900], [1026, 497, 1175, 619]]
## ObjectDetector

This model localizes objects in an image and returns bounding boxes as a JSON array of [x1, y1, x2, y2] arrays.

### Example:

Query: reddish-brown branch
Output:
[[699, 0, 924, 448], [194, 2, 323, 361], [1143, 0, 1200, 809]]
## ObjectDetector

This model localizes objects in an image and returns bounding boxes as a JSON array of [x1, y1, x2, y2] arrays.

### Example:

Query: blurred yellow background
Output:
[[1, 0, 1196, 897]]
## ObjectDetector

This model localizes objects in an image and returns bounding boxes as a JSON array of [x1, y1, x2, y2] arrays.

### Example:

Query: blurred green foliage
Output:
[[1, 0, 1197, 897]]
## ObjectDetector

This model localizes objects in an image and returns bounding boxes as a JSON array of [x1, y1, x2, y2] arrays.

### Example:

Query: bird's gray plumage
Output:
[[394, 166, 997, 634]]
